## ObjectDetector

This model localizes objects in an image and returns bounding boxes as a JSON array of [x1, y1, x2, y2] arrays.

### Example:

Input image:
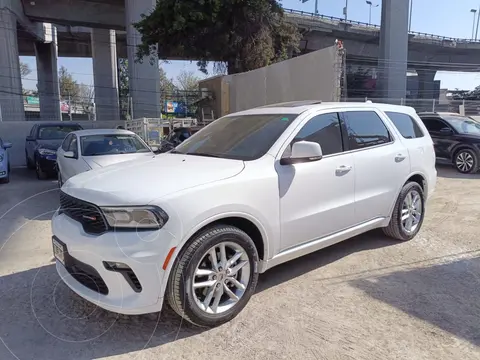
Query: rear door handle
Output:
[[336, 165, 352, 175], [395, 154, 407, 162]]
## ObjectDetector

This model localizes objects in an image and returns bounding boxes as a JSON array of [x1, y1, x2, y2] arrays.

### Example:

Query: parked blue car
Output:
[[0, 137, 12, 183]]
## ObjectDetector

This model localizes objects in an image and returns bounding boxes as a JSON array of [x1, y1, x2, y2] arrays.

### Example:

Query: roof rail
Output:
[[257, 100, 323, 108]]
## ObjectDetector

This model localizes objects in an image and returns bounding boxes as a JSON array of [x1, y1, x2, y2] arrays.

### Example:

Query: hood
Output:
[[63, 153, 245, 205], [37, 139, 63, 150], [83, 152, 155, 169]]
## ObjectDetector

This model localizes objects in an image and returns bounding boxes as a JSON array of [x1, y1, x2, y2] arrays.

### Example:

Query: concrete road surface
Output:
[[0, 167, 479, 360]]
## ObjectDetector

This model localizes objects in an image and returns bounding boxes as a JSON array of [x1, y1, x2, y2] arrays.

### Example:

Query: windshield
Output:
[[444, 115, 480, 135], [38, 125, 81, 140], [81, 134, 151, 156], [173, 114, 298, 160]]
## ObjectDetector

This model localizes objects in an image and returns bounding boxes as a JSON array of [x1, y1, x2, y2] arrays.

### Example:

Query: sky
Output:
[[20, 0, 480, 91]]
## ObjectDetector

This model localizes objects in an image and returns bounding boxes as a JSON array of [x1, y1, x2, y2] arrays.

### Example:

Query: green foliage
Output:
[[134, 0, 301, 74]]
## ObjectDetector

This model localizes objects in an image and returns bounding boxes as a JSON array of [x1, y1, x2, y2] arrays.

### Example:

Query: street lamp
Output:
[[365, 1, 378, 25], [471, 9, 477, 39]]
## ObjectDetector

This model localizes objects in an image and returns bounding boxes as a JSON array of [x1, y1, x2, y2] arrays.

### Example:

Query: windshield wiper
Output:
[[184, 152, 223, 158]]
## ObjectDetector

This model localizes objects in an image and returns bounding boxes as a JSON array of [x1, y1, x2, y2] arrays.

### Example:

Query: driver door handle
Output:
[[336, 165, 352, 175], [395, 154, 407, 162]]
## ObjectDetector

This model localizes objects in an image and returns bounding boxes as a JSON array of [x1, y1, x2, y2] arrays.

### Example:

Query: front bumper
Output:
[[52, 210, 175, 315], [37, 155, 57, 173]]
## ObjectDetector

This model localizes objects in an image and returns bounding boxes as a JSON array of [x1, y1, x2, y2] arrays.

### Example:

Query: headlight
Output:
[[0, 154, 3, 162], [38, 148, 56, 156], [101, 206, 169, 230]]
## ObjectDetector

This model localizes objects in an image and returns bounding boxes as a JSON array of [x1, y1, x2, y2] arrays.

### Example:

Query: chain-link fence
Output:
[[345, 97, 480, 116]]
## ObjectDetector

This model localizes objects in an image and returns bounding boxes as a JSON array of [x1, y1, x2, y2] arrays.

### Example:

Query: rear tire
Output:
[[454, 148, 479, 174], [383, 182, 425, 241], [166, 225, 259, 327]]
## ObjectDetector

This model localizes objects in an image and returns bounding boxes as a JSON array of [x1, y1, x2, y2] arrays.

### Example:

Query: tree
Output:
[[118, 58, 130, 119], [134, 0, 300, 75], [159, 64, 176, 94], [20, 62, 32, 78], [176, 70, 200, 92], [77, 83, 95, 118], [58, 66, 79, 101]]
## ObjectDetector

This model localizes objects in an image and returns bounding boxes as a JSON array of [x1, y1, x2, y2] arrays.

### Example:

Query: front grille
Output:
[[59, 191, 108, 234], [65, 256, 109, 295]]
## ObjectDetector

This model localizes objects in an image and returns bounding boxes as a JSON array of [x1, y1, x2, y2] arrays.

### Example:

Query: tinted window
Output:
[[385, 112, 424, 139], [342, 111, 391, 150], [61, 134, 72, 151], [174, 114, 298, 161], [81, 134, 150, 156], [293, 113, 343, 156], [38, 125, 82, 140], [421, 118, 448, 132], [442, 115, 480, 135]]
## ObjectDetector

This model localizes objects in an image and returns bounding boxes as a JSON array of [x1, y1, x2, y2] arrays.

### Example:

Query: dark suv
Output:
[[25, 122, 83, 179], [418, 112, 480, 173]]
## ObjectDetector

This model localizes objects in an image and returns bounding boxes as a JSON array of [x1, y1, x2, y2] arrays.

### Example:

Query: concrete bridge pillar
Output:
[[416, 69, 436, 99], [377, 0, 409, 101], [125, 0, 161, 119], [35, 24, 61, 121], [91, 28, 120, 120], [0, 8, 25, 121]]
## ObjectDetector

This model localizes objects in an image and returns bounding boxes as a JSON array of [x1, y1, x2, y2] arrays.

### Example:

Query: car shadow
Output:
[[349, 256, 480, 348], [257, 229, 398, 293], [436, 164, 480, 180], [0, 264, 206, 360]]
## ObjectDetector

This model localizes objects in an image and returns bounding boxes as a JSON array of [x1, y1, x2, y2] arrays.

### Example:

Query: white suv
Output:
[[52, 101, 437, 327]]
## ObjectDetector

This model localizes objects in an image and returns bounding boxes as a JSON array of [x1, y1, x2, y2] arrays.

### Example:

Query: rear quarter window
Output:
[[385, 112, 424, 139]]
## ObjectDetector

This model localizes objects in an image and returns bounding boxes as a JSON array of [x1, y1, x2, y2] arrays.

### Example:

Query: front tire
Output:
[[35, 157, 47, 180], [58, 171, 63, 188], [383, 182, 425, 241], [26, 152, 34, 169], [454, 148, 478, 174], [166, 225, 259, 327]]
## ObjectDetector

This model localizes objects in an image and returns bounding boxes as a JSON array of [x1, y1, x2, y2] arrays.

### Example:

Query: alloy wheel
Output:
[[401, 189, 422, 234], [456, 151, 474, 172], [192, 241, 251, 314]]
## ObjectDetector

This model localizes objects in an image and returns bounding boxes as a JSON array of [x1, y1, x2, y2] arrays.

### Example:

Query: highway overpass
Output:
[[2, 0, 475, 121]]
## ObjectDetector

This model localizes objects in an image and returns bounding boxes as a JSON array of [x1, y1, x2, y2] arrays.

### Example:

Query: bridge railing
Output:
[[283, 8, 480, 43]]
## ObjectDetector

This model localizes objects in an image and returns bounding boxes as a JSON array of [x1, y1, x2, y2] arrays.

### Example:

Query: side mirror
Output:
[[150, 146, 160, 154], [440, 127, 453, 135], [64, 151, 75, 159], [26, 136, 34, 142], [3, 142, 12, 149], [280, 141, 323, 166]]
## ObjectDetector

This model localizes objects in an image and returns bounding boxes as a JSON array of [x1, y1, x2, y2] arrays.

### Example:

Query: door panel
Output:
[[277, 154, 355, 251], [277, 111, 355, 251], [352, 142, 410, 222], [340, 110, 411, 224]]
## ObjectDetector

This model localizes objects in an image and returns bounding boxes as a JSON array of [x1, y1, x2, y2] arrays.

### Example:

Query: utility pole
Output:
[[409, 0, 413, 32], [366, 1, 378, 25], [68, 93, 72, 121], [475, 7, 480, 41], [300, 0, 318, 15], [471, 9, 477, 39], [343, 0, 348, 21]]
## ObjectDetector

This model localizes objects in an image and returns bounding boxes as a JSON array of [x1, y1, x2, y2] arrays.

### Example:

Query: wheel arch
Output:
[[387, 172, 427, 219], [451, 144, 478, 163], [160, 212, 269, 296]]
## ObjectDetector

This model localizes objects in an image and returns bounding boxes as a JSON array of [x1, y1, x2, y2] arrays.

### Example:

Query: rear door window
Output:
[[340, 111, 392, 151], [385, 112, 424, 139]]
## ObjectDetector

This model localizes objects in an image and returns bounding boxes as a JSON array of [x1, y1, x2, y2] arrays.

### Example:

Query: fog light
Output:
[[103, 261, 130, 271]]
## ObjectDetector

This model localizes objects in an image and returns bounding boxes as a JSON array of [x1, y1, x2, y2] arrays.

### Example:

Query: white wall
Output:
[[225, 46, 341, 113], [1, 120, 124, 167]]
